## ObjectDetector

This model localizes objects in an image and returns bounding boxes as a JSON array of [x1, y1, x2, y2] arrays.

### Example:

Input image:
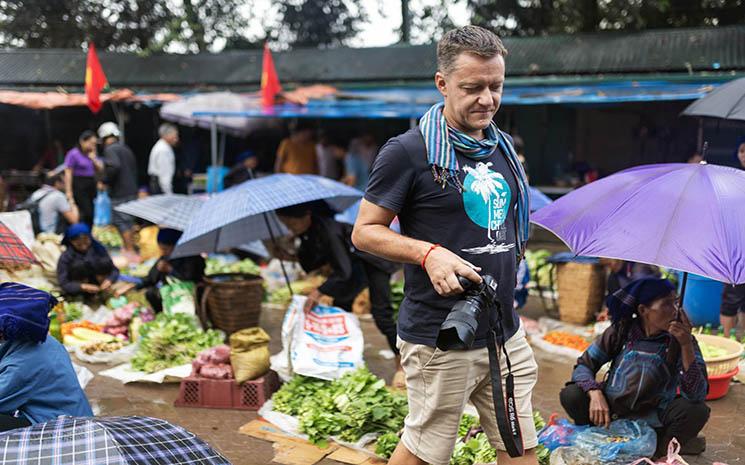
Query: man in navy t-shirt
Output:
[[352, 26, 538, 465]]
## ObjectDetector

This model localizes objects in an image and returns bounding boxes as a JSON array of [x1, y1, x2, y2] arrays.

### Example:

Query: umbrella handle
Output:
[[676, 272, 689, 322]]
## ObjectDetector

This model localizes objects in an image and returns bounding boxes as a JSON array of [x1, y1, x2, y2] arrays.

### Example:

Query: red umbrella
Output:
[[0, 221, 36, 269]]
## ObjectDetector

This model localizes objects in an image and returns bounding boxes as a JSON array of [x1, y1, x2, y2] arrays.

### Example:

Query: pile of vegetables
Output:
[[103, 302, 154, 342], [92, 226, 123, 249], [699, 341, 730, 359], [524, 249, 555, 290], [271, 368, 408, 448], [543, 331, 591, 352], [391, 281, 404, 321], [205, 257, 261, 276], [268, 276, 326, 306], [131, 313, 224, 373]]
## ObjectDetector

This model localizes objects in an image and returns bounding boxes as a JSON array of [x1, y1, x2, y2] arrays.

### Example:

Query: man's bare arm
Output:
[[352, 199, 481, 296]]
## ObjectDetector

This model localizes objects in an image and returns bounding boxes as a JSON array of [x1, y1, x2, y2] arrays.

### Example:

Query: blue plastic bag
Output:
[[93, 190, 111, 226], [538, 415, 587, 451], [574, 419, 657, 463]]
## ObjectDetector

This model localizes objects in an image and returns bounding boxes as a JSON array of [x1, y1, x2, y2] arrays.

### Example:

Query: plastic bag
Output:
[[230, 327, 270, 383], [93, 191, 111, 227], [538, 415, 587, 451], [573, 419, 656, 464], [270, 295, 364, 381], [160, 278, 196, 316]]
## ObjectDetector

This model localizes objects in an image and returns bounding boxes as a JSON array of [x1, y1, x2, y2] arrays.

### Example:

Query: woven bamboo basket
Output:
[[201, 273, 264, 336], [556, 262, 606, 325], [695, 334, 743, 376]]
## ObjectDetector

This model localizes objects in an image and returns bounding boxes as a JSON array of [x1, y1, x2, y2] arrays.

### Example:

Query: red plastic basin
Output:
[[706, 367, 739, 401]]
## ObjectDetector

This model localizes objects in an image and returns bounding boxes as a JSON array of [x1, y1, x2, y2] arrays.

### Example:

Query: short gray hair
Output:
[[158, 123, 178, 138], [437, 25, 508, 75]]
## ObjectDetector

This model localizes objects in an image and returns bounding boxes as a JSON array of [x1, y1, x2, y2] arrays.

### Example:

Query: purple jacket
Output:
[[64, 148, 97, 178]]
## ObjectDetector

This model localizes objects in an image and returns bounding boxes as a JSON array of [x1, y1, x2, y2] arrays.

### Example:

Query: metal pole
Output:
[[409, 117, 416, 129], [210, 117, 218, 168], [401, 0, 411, 43], [697, 119, 703, 153]]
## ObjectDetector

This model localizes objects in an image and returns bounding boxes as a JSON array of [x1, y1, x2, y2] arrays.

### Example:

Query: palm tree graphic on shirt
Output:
[[462, 162, 515, 255]]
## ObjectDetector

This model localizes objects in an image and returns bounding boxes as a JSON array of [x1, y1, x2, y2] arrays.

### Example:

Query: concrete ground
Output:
[[82, 298, 745, 465]]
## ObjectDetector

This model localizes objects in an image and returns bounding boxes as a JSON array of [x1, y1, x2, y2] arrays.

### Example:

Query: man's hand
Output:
[[115, 283, 136, 297], [669, 309, 693, 347], [80, 283, 100, 294], [423, 246, 481, 297], [588, 390, 611, 428], [156, 259, 173, 274]]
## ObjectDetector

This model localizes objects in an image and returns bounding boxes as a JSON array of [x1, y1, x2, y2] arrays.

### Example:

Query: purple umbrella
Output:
[[531, 162, 745, 285]]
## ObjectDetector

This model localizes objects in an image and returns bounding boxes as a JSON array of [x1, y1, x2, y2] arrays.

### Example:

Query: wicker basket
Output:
[[696, 334, 743, 376], [556, 262, 606, 325], [201, 273, 264, 336]]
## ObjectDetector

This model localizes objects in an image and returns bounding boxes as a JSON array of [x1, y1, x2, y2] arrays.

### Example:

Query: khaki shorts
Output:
[[397, 325, 539, 465]]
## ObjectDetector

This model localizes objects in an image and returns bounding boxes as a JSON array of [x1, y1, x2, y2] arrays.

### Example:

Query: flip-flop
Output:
[[392, 369, 406, 390]]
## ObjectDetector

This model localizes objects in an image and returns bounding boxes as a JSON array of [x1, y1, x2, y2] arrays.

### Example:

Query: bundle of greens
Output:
[[131, 313, 223, 373], [205, 257, 261, 276], [390, 281, 404, 321], [271, 368, 408, 448]]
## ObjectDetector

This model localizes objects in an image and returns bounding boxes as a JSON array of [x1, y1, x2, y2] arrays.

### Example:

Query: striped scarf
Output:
[[419, 102, 531, 256]]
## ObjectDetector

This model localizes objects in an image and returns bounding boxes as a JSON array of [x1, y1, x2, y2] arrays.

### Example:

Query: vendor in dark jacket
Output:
[[560, 278, 710, 458], [276, 202, 404, 384], [116, 228, 205, 313], [57, 223, 119, 298]]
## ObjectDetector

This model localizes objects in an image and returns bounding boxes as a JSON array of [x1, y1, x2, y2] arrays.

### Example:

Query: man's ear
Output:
[[435, 71, 448, 98]]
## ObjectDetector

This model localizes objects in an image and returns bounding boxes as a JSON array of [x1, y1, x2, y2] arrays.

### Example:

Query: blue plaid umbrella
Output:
[[114, 194, 206, 231], [173, 174, 362, 259], [0, 416, 231, 464]]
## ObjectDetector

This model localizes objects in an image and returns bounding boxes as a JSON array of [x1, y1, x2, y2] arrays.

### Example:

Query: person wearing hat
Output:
[[98, 122, 138, 255], [0, 283, 93, 432], [116, 228, 205, 313], [57, 223, 119, 299], [560, 278, 710, 458]]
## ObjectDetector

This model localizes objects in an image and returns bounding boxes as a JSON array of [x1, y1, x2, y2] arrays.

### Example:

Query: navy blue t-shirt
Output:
[[364, 128, 520, 348]]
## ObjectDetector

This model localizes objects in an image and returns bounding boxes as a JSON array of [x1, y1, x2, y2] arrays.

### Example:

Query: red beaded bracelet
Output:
[[421, 243, 441, 270]]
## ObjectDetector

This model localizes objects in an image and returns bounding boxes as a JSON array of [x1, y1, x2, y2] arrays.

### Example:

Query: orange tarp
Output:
[[0, 89, 181, 110]]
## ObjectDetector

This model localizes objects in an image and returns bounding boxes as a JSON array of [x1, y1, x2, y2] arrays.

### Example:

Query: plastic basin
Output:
[[680, 274, 723, 327], [706, 367, 739, 401]]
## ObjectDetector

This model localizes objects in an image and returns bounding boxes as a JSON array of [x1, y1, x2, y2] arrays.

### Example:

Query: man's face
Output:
[[435, 52, 505, 137], [164, 131, 180, 146], [738, 143, 745, 168]]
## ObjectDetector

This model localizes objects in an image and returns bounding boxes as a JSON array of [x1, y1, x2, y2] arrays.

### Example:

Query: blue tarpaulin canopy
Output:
[[193, 80, 721, 120]]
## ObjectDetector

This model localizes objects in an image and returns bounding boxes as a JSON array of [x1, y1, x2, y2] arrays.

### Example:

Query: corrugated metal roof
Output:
[[0, 25, 742, 89]]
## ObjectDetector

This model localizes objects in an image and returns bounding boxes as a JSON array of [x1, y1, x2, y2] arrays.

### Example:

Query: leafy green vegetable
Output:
[[525, 249, 555, 290], [450, 433, 494, 465], [271, 368, 408, 447], [62, 301, 84, 322], [131, 313, 224, 373], [205, 257, 261, 276], [375, 432, 400, 459], [458, 414, 479, 438], [391, 281, 404, 322]]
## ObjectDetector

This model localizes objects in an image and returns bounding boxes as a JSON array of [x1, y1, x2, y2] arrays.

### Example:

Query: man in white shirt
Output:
[[30, 173, 79, 233], [147, 123, 179, 194]]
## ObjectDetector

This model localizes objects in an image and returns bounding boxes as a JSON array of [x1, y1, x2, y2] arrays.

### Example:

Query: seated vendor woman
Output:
[[0, 283, 93, 432], [116, 228, 205, 313], [57, 223, 119, 298], [560, 278, 710, 458]]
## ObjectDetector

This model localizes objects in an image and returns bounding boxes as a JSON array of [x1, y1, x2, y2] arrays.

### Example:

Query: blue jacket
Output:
[[0, 337, 93, 424]]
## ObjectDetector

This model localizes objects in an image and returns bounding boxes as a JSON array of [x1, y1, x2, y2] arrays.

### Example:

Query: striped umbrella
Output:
[[0, 416, 231, 465], [0, 221, 35, 269]]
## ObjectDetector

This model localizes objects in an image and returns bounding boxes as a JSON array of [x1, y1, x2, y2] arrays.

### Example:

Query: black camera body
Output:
[[436, 275, 499, 351]]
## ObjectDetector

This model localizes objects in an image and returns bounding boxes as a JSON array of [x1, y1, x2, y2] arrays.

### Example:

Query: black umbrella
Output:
[[682, 77, 745, 121]]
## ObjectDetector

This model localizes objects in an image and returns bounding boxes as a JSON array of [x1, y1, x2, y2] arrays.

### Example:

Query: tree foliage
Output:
[[277, 0, 366, 48]]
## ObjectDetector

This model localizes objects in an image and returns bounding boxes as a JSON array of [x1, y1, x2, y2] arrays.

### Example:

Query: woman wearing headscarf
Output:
[[720, 137, 745, 335], [0, 283, 92, 432], [560, 278, 709, 458], [116, 228, 206, 313], [64, 130, 104, 227], [57, 223, 119, 298]]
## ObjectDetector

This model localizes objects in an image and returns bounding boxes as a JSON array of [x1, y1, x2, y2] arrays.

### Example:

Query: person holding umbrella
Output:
[[720, 136, 745, 336], [0, 283, 93, 432], [275, 201, 403, 384], [115, 228, 206, 313], [561, 278, 709, 458]]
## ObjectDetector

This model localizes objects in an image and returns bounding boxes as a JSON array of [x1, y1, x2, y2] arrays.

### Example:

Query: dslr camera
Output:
[[436, 274, 499, 351]]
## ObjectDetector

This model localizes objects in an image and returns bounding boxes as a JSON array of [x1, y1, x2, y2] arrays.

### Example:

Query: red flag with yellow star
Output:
[[261, 43, 281, 108], [85, 42, 107, 114]]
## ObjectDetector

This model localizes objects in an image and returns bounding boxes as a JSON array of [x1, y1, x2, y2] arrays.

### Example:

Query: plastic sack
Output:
[[93, 191, 111, 227], [572, 419, 656, 464], [160, 278, 196, 316], [230, 327, 270, 383], [538, 415, 587, 451], [270, 295, 364, 381]]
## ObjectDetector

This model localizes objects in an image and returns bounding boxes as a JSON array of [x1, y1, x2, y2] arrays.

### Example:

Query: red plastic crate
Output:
[[175, 370, 280, 410]]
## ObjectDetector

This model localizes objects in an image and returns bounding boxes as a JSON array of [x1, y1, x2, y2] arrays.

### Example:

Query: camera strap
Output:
[[486, 320, 524, 457]]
